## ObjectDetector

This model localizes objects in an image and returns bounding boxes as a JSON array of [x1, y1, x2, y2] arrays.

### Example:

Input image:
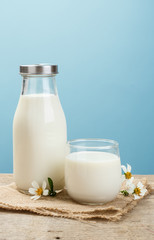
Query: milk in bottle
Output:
[[13, 64, 67, 192]]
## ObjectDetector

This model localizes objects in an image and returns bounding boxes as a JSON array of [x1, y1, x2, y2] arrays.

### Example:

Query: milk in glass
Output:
[[65, 143, 122, 204]]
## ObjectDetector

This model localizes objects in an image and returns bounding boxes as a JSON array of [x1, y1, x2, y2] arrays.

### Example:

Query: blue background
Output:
[[0, 0, 153, 174]]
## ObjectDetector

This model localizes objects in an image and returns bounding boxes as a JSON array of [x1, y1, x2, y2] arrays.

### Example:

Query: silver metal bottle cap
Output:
[[20, 64, 58, 75]]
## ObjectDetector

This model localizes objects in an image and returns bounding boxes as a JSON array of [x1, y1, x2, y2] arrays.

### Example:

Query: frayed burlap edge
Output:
[[0, 179, 152, 222]]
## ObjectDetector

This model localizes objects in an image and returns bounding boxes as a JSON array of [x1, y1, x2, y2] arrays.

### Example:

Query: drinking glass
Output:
[[65, 139, 122, 205]]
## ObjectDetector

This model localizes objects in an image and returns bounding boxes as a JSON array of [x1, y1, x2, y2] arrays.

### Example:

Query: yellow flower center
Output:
[[36, 188, 43, 196], [125, 172, 132, 179], [134, 187, 141, 196]]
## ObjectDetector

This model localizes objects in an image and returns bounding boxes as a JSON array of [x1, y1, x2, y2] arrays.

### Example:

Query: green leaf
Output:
[[120, 190, 129, 196], [50, 191, 56, 197], [48, 177, 53, 192], [48, 177, 57, 197]]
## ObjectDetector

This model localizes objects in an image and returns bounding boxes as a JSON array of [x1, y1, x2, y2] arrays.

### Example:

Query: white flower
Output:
[[126, 177, 135, 194], [121, 163, 133, 182], [126, 179, 147, 200], [29, 180, 49, 200]]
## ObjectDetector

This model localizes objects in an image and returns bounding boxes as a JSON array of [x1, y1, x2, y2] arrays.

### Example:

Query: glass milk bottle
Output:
[[13, 64, 67, 193]]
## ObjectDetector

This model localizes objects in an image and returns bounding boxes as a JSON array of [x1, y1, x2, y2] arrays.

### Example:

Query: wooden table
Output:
[[0, 174, 153, 240]]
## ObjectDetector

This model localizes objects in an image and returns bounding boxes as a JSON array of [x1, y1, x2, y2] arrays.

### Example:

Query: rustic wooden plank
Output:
[[0, 174, 153, 240]]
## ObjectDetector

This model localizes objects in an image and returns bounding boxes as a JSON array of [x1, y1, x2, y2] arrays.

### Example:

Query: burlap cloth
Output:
[[0, 178, 151, 221]]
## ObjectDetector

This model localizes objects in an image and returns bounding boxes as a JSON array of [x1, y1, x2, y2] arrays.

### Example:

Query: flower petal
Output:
[[121, 165, 126, 173], [31, 195, 40, 200], [137, 182, 144, 189], [126, 179, 135, 187], [126, 177, 134, 185], [34, 195, 41, 200], [31, 196, 37, 200], [127, 186, 134, 194], [32, 181, 39, 189], [134, 194, 140, 200], [55, 189, 63, 194], [140, 189, 147, 196], [127, 164, 131, 173], [42, 180, 46, 190], [129, 177, 134, 184], [121, 175, 125, 183], [43, 189, 49, 196], [31, 196, 36, 200], [28, 188, 36, 195]]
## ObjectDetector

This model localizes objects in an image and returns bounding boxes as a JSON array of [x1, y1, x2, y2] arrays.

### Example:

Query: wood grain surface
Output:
[[0, 174, 153, 240]]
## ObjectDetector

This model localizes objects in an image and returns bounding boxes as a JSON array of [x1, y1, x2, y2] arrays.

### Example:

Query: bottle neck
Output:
[[21, 75, 57, 95]]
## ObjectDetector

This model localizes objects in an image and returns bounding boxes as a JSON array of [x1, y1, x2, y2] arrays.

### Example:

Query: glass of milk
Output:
[[65, 139, 122, 205], [13, 64, 67, 193]]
